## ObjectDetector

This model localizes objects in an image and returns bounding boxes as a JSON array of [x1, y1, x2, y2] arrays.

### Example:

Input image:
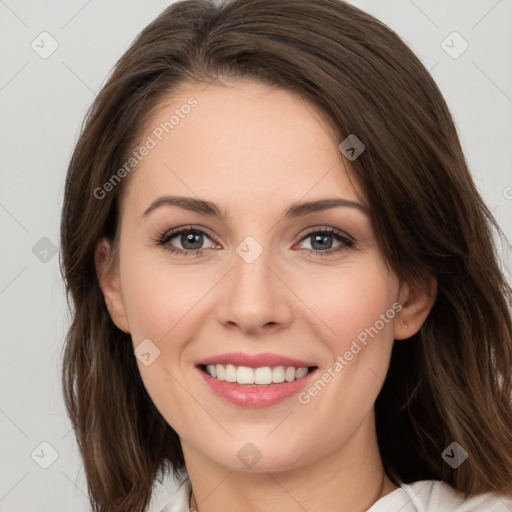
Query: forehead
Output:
[[122, 79, 364, 216]]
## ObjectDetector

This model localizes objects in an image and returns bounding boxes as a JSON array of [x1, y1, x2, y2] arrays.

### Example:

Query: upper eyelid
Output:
[[300, 225, 353, 240]]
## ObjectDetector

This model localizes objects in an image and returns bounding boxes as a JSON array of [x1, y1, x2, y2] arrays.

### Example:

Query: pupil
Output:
[[311, 233, 332, 250], [182, 232, 203, 250]]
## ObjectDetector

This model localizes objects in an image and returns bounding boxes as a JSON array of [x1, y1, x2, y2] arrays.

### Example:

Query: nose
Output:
[[215, 245, 293, 336]]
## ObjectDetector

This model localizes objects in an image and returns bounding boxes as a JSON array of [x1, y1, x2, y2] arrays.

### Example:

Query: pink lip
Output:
[[197, 366, 319, 408], [195, 351, 316, 369]]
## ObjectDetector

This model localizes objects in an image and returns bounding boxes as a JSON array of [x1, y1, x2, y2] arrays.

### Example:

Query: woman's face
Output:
[[99, 79, 412, 472]]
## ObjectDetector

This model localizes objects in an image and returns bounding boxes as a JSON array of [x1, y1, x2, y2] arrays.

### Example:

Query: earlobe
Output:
[[394, 277, 437, 340], [94, 237, 131, 334]]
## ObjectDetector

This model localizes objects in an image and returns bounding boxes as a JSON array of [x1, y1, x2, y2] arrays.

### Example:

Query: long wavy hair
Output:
[[59, 0, 512, 510]]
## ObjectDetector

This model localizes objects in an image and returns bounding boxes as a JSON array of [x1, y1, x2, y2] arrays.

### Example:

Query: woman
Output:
[[59, 0, 512, 511]]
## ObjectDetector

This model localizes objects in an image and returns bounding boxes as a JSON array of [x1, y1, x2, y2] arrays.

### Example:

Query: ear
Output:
[[394, 276, 437, 340], [94, 237, 130, 333]]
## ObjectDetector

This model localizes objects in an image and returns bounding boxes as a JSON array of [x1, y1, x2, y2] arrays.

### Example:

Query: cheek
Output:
[[120, 249, 215, 344], [118, 251, 207, 423], [291, 260, 397, 352], [317, 263, 398, 396], [294, 257, 398, 415]]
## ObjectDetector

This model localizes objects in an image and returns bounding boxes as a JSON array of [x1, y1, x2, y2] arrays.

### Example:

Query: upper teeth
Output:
[[206, 364, 309, 385]]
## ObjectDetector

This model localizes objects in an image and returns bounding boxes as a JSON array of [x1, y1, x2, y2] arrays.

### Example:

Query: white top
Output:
[[147, 466, 512, 512]]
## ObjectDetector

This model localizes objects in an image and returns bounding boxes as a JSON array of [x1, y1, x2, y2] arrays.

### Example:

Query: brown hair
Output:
[[59, 0, 512, 510]]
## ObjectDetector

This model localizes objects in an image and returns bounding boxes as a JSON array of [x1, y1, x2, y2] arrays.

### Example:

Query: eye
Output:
[[155, 225, 355, 258], [296, 227, 355, 257], [156, 226, 216, 257]]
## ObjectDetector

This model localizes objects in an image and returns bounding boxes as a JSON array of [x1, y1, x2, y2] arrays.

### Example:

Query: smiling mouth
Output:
[[198, 364, 318, 386]]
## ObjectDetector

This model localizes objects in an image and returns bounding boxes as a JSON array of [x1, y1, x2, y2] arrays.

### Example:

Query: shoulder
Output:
[[367, 480, 512, 512], [147, 471, 512, 512], [147, 463, 191, 512]]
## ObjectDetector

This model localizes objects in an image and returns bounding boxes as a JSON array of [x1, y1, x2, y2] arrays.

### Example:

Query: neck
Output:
[[183, 411, 398, 512]]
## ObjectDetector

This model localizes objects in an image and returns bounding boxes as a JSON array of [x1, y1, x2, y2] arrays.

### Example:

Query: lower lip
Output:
[[196, 366, 318, 408]]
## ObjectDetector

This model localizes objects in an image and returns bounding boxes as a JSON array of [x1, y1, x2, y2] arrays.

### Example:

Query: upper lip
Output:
[[195, 351, 317, 369]]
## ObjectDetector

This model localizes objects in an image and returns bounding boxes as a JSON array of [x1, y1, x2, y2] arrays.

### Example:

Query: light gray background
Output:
[[1, 1, 511, 510]]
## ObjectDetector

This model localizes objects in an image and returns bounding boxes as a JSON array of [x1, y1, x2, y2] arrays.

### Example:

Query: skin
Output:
[[95, 79, 436, 512]]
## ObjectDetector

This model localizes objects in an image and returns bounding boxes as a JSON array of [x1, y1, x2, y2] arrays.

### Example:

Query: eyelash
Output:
[[155, 225, 355, 258]]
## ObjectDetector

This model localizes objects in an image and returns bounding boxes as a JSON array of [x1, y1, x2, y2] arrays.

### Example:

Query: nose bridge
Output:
[[232, 235, 277, 307], [234, 239, 272, 293]]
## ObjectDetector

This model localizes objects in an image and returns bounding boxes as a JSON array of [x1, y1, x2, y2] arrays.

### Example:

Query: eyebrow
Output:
[[142, 195, 369, 219]]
